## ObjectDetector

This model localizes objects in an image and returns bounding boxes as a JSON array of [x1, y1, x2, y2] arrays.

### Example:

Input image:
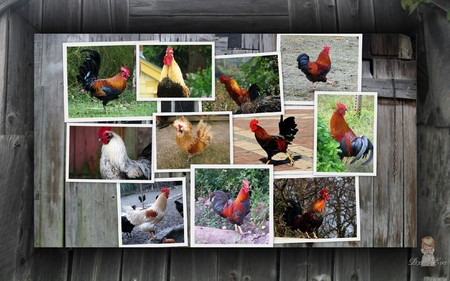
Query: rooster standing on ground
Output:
[[126, 189, 170, 241], [76, 49, 131, 114], [329, 103, 374, 165], [98, 127, 152, 180], [219, 75, 260, 107], [297, 46, 335, 91], [249, 116, 299, 166], [283, 189, 329, 239], [209, 179, 251, 235], [157, 47, 190, 97], [172, 117, 212, 159]]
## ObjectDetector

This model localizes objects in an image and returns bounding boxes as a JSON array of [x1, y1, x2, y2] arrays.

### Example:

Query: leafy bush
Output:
[[186, 66, 212, 98], [316, 117, 345, 172]]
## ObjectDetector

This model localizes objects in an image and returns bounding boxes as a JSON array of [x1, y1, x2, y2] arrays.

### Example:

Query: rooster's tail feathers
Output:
[[196, 120, 212, 144], [297, 54, 310, 73], [279, 116, 298, 143], [77, 49, 101, 91]]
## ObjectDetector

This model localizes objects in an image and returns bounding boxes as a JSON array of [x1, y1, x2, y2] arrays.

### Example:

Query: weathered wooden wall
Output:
[[0, 0, 448, 280]]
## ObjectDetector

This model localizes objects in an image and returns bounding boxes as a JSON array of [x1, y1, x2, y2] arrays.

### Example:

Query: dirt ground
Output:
[[120, 185, 185, 245], [279, 35, 361, 102], [233, 108, 314, 173], [155, 116, 231, 170]]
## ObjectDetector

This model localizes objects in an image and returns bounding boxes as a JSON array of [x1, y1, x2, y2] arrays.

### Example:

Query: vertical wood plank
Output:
[[0, 135, 33, 280], [260, 34, 277, 52], [70, 249, 122, 281], [369, 249, 409, 280], [403, 100, 417, 247], [5, 12, 36, 134], [307, 248, 334, 280], [373, 0, 418, 32], [42, 0, 81, 32], [111, 0, 129, 32], [65, 183, 119, 247], [121, 249, 168, 280], [34, 34, 89, 247], [335, 0, 375, 32], [358, 176, 374, 247], [170, 248, 217, 281], [10, 0, 43, 30], [82, 0, 113, 32], [217, 249, 278, 281], [279, 249, 308, 281], [0, 10, 8, 135], [288, 0, 338, 32], [333, 249, 370, 280], [20, 249, 70, 281], [373, 99, 404, 247]]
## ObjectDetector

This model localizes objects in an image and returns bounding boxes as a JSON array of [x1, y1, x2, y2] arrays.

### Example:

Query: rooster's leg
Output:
[[103, 105, 108, 115], [149, 231, 156, 241], [326, 80, 337, 87], [305, 232, 311, 239], [312, 232, 318, 239], [265, 159, 272, 165], [236, 225, 244, 235], [285, 151, 295, 166], [308, 82, 316, 92]]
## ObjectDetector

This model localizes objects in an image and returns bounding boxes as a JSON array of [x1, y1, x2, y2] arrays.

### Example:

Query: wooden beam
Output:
[[362, 78, 416, 100]]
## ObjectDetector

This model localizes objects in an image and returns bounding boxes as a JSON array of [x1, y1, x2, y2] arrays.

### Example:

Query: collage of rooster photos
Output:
[[62, 34, 376, 248]]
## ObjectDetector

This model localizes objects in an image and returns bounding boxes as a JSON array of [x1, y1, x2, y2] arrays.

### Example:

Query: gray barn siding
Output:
[[0, 0, 447, 280]]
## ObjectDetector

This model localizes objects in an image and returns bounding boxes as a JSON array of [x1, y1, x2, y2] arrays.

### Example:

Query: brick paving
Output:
[[233, 108, 314, 172]]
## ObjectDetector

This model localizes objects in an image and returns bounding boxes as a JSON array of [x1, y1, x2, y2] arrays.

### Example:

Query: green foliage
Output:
[[316, 117, 345, 172], [186, 66, 212, 98], [215, 55, 280, 97], [401, 0, 450, 20]]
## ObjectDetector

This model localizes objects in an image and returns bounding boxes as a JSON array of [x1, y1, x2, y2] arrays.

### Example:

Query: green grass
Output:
[[68, 89, 157, 119], [317, 94, 375, 173]]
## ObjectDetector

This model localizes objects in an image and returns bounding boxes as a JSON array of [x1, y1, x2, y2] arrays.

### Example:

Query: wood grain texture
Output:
[[70, 249, 122, 281], [217, 249, 278, 281], [335, 0, 375, 32], [0, 11, 8, 135], [170, 248, 217, 281], [65, 183, 119, 247], [121, 249, 168, 280], [130, 0, 288, 16], [288, 0, 338, 32]]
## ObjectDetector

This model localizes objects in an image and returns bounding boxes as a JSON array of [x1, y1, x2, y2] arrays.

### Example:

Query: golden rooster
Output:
[[157, 47, 190, 97], [172, 117, 212, 158]]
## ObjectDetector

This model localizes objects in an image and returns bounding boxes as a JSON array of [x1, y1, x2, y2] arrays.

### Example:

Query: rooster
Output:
[[283, 189, 329, 239], [98, 127, 152, 180], [249, 116, 299, 166], [172, 117, 212, 159], [76, 49, 131, 114], [330, 103, 374, 165], [126, 188, 170, 241], [219, 75, 260, 107], [209, 179, 251, 235], [157, 47, 190, 97], [297, 46, 334, 91]]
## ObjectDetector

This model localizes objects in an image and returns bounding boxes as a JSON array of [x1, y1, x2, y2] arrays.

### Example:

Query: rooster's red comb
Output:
[[249, 119, 259, 126], [161, 188, 170, 197], [166, 47, 174, 53], [98, 127, 112, 138], [336, 103, 347, 110], [323, 46, 331, 53]]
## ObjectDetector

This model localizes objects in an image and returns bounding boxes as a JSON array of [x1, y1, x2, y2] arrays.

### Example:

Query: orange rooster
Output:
[[297, 46, 335, 90], [77, 49, 131, 114], [250, 116, 298, 166], [126, 188, 170, 241], [98, 127, 152, 180], [283, 189, 329, 239], [219, 75, 260, 107], [172, 117, 212, 158], [209, 178, 251, 235], [157, 47, 190, 97], [330, 103, 374, 165]]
